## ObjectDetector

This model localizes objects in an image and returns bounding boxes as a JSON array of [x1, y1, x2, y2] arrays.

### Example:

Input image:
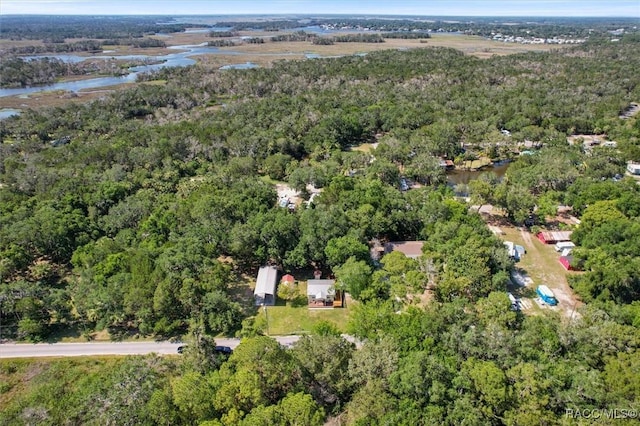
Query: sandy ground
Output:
[[274, 183, 322, 208]]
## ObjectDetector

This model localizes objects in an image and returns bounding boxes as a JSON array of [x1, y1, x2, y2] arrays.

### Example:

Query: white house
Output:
[[307, 279, 338, 308]]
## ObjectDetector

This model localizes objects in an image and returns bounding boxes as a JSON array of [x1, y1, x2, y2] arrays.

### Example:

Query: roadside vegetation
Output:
[[0, 15, 639, 425]]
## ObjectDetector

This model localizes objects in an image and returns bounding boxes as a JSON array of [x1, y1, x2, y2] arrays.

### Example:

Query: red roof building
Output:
[[559, 256, 575, 271], [537, 231, 572, 244], [281, 274, 295, 284]]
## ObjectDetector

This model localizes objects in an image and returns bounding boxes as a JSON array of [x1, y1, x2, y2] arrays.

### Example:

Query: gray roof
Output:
[[307, 279, 335, 298], [384, 241, 425, 259], [255, 266, 278, 296]]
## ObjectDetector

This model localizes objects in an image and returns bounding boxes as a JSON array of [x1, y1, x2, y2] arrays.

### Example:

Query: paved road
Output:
[[0, 335, 361, 359], [0, 336, 302, 359]]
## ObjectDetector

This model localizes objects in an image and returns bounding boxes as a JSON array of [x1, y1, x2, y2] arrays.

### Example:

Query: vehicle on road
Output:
[[214, 346, 233, 355], [177, 345, 232, 355]]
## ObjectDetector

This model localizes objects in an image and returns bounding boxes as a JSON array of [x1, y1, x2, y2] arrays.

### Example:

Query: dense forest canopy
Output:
[[0, 15, 639, 425], [0, 15, 194, 41]]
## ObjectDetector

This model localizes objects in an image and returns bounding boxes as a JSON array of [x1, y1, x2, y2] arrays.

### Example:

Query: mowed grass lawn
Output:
[[255, 281, 353, 335]]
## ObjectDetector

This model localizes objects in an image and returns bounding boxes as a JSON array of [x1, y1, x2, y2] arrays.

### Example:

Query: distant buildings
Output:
[[491, 33, 585, 44]]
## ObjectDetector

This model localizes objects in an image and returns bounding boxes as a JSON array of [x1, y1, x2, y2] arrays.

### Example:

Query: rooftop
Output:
[[384, 241, 425, 259]]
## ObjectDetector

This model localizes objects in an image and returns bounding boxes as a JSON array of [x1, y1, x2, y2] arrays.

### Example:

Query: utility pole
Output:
[[263, 304, 270, 336]]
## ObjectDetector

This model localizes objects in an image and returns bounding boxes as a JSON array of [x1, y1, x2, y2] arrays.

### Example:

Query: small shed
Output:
[[281, 274, 295, 284], [254, 266, 278, 306], [559, 256, 577, 271], [537, 231, 572, 244]]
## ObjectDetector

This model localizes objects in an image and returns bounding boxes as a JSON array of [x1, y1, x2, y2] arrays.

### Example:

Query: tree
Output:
[[262, 153, 294, 181], [372, 251, 426, 302], [405, 153, 446, 186], [475, 291, 518, 329], [333, 256, 372, 301], [171, 371, 218, 423], [468, 174, 496, 211], [277, 280, 300, 304], [503, 363, 556, 426], [213, 336, 303, 417], [240, 392, 325, 426], [291, 334, 355, 410], [278, 392, 325, 426], [324, 234, 369, 267], [349, 336, 399, 390], [494, 182, 536, 224], [347, 299, 396, 340], [345, 380, 396, 425], [457, 358, 509, 419]]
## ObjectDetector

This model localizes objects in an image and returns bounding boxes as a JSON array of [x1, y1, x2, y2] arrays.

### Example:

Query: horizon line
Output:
[[2, 13, 637, 18]]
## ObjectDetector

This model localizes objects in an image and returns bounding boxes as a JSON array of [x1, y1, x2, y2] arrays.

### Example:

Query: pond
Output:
[[219, 62, 258, 70], [0, 108, 21, 119], [446, 161, 511, 186]]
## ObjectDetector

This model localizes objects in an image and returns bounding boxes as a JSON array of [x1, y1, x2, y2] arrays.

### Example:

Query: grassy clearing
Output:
[[255, 281, 353, 335], [202, 34, 557, 59], [349, 143, 376, 153], [488, 217, 582, 318], [0, 85, 132, 110], [256, 305, 351, 336], [0, 356, 123, 407], [457, 157, 493, 170]]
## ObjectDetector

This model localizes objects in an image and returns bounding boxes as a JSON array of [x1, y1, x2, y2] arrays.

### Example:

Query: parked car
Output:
[[214, 346, 233, 355], [178, 345, 232, 355]]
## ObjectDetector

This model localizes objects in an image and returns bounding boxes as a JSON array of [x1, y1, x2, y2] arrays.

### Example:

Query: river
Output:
[[0, 44, 239, 98]]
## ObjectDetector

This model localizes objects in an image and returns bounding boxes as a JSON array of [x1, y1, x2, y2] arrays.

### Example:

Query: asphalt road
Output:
[[0, 336, 303, 358]]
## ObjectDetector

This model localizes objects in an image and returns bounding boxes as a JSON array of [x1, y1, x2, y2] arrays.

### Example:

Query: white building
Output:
[[254, 266, 278, 306]]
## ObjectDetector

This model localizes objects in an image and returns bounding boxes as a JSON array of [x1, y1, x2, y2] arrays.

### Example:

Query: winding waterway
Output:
[[0, 22, 435, 99], [0, 44, 238, 98]]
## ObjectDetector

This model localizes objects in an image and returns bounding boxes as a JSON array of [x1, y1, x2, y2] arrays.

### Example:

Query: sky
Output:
[[1, 0, 639, 17]]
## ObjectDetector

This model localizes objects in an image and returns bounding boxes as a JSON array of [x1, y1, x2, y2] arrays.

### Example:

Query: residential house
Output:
[[383, 241, 425, 259], [307, 279, 343, 308]]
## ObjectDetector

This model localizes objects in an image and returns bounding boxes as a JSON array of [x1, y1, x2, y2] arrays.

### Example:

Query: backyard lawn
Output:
[[255, 281, 353, 335]]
